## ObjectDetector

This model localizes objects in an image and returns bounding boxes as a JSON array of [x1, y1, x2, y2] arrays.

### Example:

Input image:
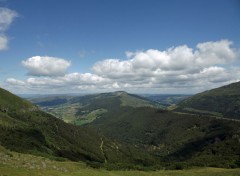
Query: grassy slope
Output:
[[2, 88, 240, 169], [176, 81, 240, 119], [1, 146, 240, 176], [27, 89, 240, 168], [119, 92, 157, 107], [0, 88, 139, 166]]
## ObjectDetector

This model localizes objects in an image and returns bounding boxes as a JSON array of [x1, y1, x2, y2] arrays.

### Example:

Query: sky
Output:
[[0, 0, 240, 94]]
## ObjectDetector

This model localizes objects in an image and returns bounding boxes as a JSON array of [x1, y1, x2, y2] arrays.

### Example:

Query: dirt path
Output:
[[100, 137, 107, 163]]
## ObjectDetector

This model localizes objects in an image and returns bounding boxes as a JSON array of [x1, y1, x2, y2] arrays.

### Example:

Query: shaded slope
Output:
[[0, 88, 145, 167], [88, 104, 240, 168], [176, 81, 240, 119], [20, 89, 240, 168]]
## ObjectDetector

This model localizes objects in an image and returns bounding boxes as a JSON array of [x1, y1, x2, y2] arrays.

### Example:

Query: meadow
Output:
[[1, 147, 239, 176]]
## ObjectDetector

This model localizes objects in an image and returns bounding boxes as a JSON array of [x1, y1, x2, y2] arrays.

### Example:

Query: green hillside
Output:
[[0, 87, 35, 112], [88, 104, 240, 168], [27, 88, 240, 168], [1, 145, 240, 176], [176, 81, 240, 119], [1, 146, 240, 176], [29, 91, 158, 125], [1, 87, 240, 170], [0, 88, 143, 168]]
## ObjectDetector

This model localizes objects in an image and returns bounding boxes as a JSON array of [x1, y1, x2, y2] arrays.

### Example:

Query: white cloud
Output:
[[93, 40, 237, 78], [5, 40, 240, 94], [6, 78, 25, 86], [4, 73, 113, 93], [196, 40, 236, 66], [92, 59, 134, 78], [0, 7, 18, 32], [92, 40, 239, 91], [62, 72, 109, 85], [0, 34, 7, 50], [22, 56, 71, 77], [0, 7, 18, 51]]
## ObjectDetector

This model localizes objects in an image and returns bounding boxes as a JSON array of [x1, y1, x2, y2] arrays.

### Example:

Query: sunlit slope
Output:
[[176, 81, 240, 119], [30, 91, 158, 125], [1, 145, 240, 176]]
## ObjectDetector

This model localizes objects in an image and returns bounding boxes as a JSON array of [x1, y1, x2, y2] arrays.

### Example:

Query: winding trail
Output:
[[100, 137, 107, 163]]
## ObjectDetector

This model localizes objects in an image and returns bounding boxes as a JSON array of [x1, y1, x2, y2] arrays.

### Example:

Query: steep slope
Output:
[[21, 89, 240, 168], [88, 104, 240, 168], [0, 88, 147, 167], [176, 81, 240, 119]]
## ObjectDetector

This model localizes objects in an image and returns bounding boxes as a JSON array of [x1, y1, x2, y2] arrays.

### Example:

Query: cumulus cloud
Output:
[[22, 56, 71, 77], [0, 7, 18, 51], [92, 40, 239, 90], [5, 40, 240, 93], [196, 40, 236, 65], [6, 78, 25, 86], [5, 73, 113, 93], [93, 40, 237, 77]]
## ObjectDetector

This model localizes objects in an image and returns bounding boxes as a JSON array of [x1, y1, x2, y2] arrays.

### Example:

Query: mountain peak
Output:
[[112, 91, 128, 96]]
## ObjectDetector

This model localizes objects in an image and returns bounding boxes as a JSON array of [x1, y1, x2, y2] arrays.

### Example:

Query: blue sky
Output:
[[0, 0, 240, 94]]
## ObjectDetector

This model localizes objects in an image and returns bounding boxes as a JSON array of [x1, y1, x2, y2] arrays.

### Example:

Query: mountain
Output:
[[29, 91, 159, 125], [176, 81, 240, 119], [0, 88, 147, 168], [2, 87, 240, 169], [87, 103, 240, 168]]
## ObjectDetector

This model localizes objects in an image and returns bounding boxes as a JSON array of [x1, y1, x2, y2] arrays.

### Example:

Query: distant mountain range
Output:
[[142, 94, 191, 107], [1, 82, 240, 170]]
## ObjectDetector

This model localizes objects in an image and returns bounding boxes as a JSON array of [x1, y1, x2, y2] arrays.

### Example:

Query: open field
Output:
[[1, 164, 240, 176], [1, 147, 240, 176]]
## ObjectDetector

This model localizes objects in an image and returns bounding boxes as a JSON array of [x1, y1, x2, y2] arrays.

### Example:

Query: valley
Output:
[[1, 82, 240, 174], [1, 0, 239, 175], [27, 82, 240, 169]]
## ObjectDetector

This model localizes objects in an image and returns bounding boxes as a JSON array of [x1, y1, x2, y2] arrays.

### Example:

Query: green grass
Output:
[[1, 166, 240, 176], [45, 103, 81, 123], [73, 109, 107, 125], [1, 147, 240, 176], [120, 92, 156, 108]]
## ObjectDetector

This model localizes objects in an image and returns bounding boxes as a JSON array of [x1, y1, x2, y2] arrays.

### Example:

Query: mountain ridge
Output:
[[1, 84, 240, 169], [0, 87, 141, 167], [176, 81, 240, 119]]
